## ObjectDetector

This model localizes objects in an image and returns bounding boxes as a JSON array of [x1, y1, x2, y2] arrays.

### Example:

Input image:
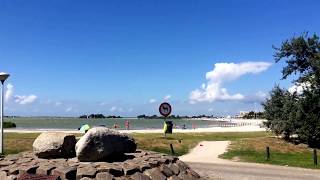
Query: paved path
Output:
[[179, 141, 320, 180]]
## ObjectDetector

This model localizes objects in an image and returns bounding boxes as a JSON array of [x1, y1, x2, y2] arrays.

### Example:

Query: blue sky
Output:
[[0, 0, 319, 116]]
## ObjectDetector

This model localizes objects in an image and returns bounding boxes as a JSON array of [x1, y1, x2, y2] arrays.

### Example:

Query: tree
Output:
[[295, 89, 320, 147], [265, 33, 320, 147], [263, 86, 298, 139], [274, 33, 320, 88]]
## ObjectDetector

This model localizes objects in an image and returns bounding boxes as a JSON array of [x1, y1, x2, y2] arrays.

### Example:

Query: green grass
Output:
[[3, 131, 320, 170], [4, 133, 40, 154], [2, 131, 269, 156], [132, 131, 270, 156], [221, 137, 320, 169]]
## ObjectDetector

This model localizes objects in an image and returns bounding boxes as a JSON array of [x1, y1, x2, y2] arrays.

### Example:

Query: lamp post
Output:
[[0, 72, 10, 154]]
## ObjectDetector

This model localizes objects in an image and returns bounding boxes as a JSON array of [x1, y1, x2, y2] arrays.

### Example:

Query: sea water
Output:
[[4, 117, 236, 130]]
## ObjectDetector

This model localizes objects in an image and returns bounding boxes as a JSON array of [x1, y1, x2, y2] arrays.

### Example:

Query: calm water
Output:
[[4, 117, 234, 130]]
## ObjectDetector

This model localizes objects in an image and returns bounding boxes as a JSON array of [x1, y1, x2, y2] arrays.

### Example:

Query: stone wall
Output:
[[0, 150, 202, 180]]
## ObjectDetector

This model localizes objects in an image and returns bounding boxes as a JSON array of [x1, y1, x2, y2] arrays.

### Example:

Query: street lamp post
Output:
[[0, 72, 10, 154]]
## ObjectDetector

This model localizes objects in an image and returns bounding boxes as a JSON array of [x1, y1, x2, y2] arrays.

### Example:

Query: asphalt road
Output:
[[188, 162, 320, 180]]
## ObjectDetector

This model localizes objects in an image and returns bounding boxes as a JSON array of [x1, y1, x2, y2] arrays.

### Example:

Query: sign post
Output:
[[159, 102, 172, 138]]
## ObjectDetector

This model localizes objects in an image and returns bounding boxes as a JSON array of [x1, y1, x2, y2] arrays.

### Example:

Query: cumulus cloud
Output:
[[164, 95, 172, 100], [4, 83, 38, 105], [5, 83, 13, 102], [288, 82, 310, 95], [149, 99, 156, 103], [14, 95, 38, 105], [110, 106, 117, 112], [190, 62, 271, 103]]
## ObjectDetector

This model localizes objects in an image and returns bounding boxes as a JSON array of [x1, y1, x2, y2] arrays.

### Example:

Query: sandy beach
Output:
[[4, 125, 266, 134]]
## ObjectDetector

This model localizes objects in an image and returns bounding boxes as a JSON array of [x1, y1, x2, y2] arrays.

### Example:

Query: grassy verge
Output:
[[4, 133, 40, 154], [133, 131, 270, 156], [220, 137, 320, 169], [3, 131, 269, 156]]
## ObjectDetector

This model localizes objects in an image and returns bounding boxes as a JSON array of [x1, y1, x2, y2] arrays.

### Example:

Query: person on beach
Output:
[[125, 120, 130, 130], [192, 123, 196, 130], [114, 122, 119, 129]]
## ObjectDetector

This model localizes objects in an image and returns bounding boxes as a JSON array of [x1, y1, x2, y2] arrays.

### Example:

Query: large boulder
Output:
[[33, 132, 76, 158], [75, 127, 137, 162]]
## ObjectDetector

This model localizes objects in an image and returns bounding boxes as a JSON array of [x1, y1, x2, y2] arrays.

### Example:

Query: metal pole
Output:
[[314, 149, 318, 165], [0, 80, 4, 154], [164, 117, 167, 138], [266, 146, 270, 161], [170, 144, 175, 155]]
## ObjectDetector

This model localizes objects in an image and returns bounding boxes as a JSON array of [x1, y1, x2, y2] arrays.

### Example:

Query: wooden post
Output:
[[266, 146, 270, 161], [170, 144, 175, 155], [314, 149, 318, 165]]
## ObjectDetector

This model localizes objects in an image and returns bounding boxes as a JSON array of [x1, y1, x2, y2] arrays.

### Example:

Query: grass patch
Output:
[[221, 137, 320, 169], [132, 131, 270, 156], [4, 133, 40, 154], [2, 131, 269, 156]]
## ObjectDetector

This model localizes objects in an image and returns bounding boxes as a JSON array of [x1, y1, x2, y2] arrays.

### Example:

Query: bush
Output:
[[4, 122, 17, 128]]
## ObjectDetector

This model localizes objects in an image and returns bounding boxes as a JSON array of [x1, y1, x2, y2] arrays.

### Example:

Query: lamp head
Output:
[[0, 72, 10, 82]]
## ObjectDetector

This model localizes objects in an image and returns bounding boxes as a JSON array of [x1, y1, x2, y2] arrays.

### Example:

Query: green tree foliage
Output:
[[242, 111, 265, 119], [295, 89, 320, 147], [265, 33, 320, 147], [263, 86, 298, 140], [4, 121, 16, 128], [274, 33, 320, 86]]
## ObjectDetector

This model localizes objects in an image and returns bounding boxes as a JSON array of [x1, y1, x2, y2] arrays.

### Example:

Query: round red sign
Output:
[[159, 102, 172, 117]]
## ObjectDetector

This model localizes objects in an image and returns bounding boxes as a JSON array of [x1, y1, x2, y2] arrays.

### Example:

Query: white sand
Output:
[[179, 141, 231, 164], [4, 125, 266, 134]]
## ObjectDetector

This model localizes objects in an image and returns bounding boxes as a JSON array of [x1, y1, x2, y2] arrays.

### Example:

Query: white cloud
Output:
[[208, 108, 214, 112], [110, 106, 117, 112], [99, 102, 107, 106], [14, 95, 37, 105], [190, 62, 271, 103], [164, 95, 172, 100], [149, 99, 156, 103], [128, 108, 134, 112], [255, 91, 268, 99], [288, 82, 310, 95], [65, 107, 73, 112], [4, 83, 38, 105], [55, 102, 62, 106], [5, 83, 13, 102]]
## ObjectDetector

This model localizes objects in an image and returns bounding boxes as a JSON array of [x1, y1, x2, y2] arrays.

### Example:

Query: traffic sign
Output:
[[159, 102, 172, 117]]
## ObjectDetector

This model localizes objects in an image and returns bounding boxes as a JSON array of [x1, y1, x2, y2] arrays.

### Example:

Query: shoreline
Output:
[[4, 125, 266, 134]]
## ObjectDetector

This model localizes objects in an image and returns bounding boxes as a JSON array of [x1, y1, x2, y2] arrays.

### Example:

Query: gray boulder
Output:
[[33, 132, 76, 158], [75, 127, 137, 162]]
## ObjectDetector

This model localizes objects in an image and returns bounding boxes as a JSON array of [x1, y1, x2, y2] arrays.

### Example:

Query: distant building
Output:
[[237, 111, 249, 118]]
